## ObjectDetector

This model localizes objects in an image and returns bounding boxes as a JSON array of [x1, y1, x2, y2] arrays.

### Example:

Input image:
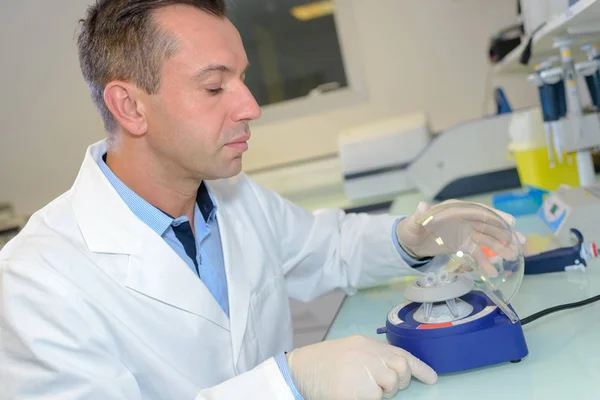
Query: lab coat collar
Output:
[[71, 140, 232, 331], [72, 140, 145, 255]]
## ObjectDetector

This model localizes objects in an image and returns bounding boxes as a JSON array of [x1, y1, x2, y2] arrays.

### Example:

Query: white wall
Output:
[[0, 0, 539, 216], [244, 0, 540, 171], [0, 0, 104, 215]]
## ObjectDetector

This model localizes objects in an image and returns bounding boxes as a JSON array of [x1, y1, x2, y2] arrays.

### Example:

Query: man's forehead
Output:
[[153, 5, 241, 55]]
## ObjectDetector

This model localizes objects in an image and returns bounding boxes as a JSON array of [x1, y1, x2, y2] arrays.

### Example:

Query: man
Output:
[[0, 1, 522, 399]]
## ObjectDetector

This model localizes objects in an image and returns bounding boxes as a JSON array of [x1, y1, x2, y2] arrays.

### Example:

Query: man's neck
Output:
[[105, 142, 199, 224]]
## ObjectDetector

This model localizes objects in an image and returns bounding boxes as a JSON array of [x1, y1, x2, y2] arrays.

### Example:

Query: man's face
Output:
[[143, 5, 261, 180]]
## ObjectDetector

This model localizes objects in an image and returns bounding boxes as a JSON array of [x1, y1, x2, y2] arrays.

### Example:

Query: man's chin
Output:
[[218, 158, 243, 179]]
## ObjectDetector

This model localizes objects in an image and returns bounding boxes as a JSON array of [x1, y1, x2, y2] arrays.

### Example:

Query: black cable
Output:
[[519, 35, 535, 65], [521, 293, 600, 325], [519, 22, 547, 65]]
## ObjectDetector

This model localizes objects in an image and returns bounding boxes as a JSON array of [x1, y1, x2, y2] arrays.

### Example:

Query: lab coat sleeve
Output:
[[194, 357, 296, 400], [0, 261, 142, 400], [245, 175, 422, 303], [0, 261, 300, 400]]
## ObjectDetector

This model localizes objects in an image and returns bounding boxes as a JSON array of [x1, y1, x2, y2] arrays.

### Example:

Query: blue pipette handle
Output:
[[584, 73, 600, 109], [543, 83, 562, 121], [538, 86, 551, 122]]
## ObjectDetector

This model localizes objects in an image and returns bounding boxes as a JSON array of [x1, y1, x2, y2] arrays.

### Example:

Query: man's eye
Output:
[[207, 88, 223, 95]]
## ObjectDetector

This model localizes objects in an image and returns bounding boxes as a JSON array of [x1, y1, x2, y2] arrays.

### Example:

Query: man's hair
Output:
[[77, 0, 227, 134]]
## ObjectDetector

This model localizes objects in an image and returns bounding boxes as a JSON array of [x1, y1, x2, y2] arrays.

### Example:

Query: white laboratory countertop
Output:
[[325, 192, 600, 400]]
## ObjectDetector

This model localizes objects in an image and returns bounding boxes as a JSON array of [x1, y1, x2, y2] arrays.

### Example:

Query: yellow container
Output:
[[511, 146, 579, 191], [508, 108, 579, 191]]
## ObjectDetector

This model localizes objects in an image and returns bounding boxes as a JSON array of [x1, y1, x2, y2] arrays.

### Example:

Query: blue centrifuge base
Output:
[[377, 291, 529, 374]]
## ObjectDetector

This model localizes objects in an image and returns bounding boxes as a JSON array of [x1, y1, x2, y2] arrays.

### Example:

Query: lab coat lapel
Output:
[[125, 235, 230, 331], [214, 200, 250, 368], [72, 140, 229, 330]]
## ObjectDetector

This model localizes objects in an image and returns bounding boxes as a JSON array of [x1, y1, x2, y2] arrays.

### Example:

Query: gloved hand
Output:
[[285, 335, 437, 400], [396, 200, 526, 276]]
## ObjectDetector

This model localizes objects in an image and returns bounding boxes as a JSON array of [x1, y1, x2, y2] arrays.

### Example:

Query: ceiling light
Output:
[[290, 1, 335, 21]]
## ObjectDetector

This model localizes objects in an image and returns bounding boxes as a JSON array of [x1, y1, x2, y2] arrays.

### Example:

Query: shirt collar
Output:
[[98, 153, 216, 236], [196, 181, 217, 223]]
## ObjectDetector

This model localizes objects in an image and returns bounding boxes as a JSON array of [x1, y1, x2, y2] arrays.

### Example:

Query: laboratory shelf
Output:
[[495, 0, 600, 75]]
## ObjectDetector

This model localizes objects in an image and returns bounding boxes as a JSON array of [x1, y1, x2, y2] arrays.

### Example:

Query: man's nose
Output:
[[233, 84, 262, 122]]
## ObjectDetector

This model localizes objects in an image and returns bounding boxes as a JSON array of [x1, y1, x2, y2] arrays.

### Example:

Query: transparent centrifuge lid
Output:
[[410, 202, 525, 322]]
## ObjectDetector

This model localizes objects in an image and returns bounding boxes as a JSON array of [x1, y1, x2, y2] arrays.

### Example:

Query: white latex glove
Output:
[[396, 200, 527, 276], [286, 335, 437, 400]]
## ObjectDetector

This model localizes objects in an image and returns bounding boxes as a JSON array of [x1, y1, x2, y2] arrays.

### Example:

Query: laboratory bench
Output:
[[323, 191, 600, 400]]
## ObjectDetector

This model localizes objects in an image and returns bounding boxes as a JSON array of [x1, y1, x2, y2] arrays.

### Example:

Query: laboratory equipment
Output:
[[529, 63, 556, 166], [538, 183, 600, 246], [539, 65, 569, 164], [377, 203, 529, 374], [495, 88, 513, 114], [408, 112, 523, 201], [342, 106, 574, 203], [524, 228, 598, 274], [492, 185, 548, 216], [536, 39, 600, 187], [581, 44, 600, 109], [519, 41, 600, 249], [529, 57, 568, 167], [507, 107, 579, 191], [338, 113, 431, 202]]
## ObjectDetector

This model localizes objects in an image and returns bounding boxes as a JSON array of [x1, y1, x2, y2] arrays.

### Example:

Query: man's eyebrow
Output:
[[193, 63, 250, 79]]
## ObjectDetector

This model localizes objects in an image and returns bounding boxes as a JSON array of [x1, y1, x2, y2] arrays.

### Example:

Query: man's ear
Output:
[[104, 81, 148, 136]]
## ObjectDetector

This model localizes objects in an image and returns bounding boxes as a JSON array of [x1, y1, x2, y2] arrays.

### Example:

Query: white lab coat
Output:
[[0, 140, 417, 399]]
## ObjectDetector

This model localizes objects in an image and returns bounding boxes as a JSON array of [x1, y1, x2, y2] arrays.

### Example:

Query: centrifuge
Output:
[[377, 203, 529, 374]]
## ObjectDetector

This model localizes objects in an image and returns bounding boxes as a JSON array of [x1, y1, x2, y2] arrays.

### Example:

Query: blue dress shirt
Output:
[[97, 154, 425, 399]]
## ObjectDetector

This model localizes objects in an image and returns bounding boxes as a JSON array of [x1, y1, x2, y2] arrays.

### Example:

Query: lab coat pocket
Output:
[[250, 275, 294, 360]]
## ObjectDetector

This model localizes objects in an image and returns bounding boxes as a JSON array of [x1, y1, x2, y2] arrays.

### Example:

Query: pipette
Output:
[[528, 64, 556, 167], [540, 63, 565, 165]]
